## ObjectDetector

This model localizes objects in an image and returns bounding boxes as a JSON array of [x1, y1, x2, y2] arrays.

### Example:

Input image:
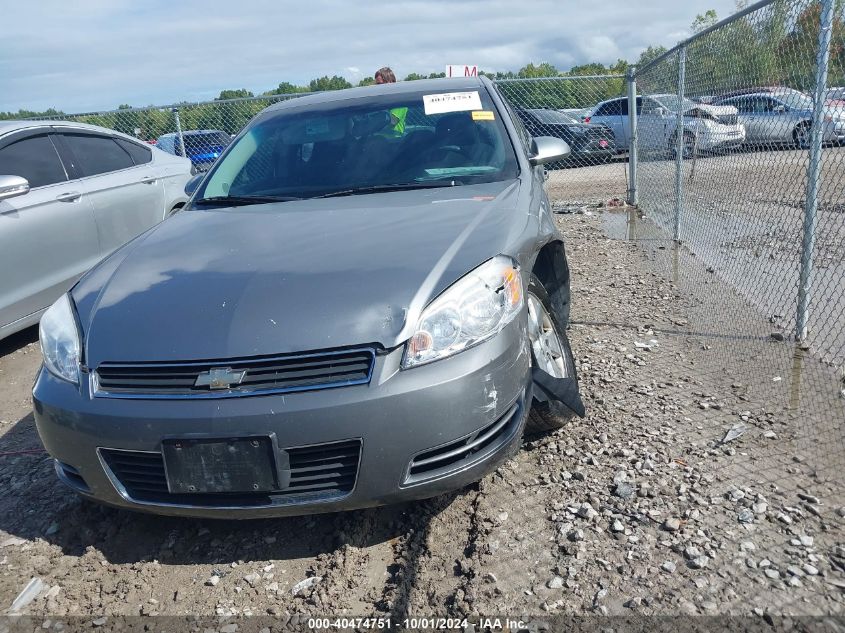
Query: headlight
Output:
[[402, 256, 523, 369], [39, 294, 81, 384]]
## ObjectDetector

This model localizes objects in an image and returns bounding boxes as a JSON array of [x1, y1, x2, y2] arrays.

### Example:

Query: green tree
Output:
[[568, 62, 610, 76], [358, 77, 376, 87], [691, 9, 719, 33], [403, 73, 426, 81], [216, 89, 254, 100], [265, 82, 304, 95], [636, 45, 668, 68], [517, 62, 560, 78], [308, 75, 353, 91]]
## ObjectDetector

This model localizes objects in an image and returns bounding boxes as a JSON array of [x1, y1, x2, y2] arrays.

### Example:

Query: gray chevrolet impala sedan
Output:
[[33, 77, 584, 518]]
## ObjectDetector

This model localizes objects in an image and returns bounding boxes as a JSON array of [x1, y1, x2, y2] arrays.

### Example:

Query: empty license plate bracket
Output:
[[162, 435, 288, 494]]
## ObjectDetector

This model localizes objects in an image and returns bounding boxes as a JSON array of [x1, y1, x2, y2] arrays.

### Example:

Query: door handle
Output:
[[55, 191, 81, 202], [140, 176, 157, 184]]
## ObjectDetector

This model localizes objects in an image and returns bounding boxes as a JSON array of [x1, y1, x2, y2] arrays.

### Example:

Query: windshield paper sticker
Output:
[[423, 91, 483, 115], [472, 110, 495, 121]]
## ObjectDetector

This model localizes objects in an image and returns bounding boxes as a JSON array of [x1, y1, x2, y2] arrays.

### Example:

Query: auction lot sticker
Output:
[[423, 91, 482, 115]]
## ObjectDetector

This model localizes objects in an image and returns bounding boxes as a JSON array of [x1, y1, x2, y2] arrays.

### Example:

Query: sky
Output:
[[0, 0, 739, 114]]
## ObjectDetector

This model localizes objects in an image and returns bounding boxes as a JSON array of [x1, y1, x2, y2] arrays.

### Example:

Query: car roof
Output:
[[264, 77, 488, 114], [0, 119, 149, 143]]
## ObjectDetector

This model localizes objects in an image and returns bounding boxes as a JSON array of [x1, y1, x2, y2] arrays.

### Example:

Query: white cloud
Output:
[[0, 0, 739, 112]]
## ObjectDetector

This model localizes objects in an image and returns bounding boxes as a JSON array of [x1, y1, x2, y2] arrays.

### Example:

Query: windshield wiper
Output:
[[311, 182, 459, 199], [193, 194, 301, 207]]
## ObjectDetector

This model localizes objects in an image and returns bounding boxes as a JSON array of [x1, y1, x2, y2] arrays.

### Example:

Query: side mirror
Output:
[[529, 136, 571, 166], [774, 104, 787, 114], [0, 175, 30, 202], [655, 107, 668, 117], [184, 173, 203, 196]]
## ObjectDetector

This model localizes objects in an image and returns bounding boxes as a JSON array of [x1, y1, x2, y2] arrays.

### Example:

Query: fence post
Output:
[[626, 67, 638, 206], [796, 0, 835, 342], [172, 108, 187, 159], [673, 46, 686, 243]]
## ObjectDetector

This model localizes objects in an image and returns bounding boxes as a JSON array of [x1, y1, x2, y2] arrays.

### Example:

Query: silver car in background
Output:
[[0, 121, 193, 339], [716, 90, 845, 147], [585, 94, 744, 156]]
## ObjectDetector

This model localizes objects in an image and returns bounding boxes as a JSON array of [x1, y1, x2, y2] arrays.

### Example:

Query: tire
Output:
[[793, 122, 811, 149], [669, 131, 696, 160], [525, 275, 578, 433]]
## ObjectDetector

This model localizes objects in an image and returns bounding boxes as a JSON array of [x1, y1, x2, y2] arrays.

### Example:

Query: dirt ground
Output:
[[1, 183, 844, 627]]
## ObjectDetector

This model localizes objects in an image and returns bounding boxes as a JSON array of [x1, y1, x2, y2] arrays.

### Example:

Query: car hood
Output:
[[74, 181, 523, 365]]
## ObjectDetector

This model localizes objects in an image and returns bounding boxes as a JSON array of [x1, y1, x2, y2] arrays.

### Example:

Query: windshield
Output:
[[652, 94, 697, 112], [529, 109, 578, 125], [196, 87, 518, 202], [776, 92, 813, 110]]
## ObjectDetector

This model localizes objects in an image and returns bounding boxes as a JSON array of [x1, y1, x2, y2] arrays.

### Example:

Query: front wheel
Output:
[[526, 277, 578, 433]]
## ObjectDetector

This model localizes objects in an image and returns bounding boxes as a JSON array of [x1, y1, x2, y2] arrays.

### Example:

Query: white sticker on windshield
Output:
[[423, 91, 483, 115]]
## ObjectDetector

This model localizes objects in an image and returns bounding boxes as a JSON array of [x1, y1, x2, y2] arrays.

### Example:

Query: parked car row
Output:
[[546, 86, 845, 162], [585, 94, 745, 156]]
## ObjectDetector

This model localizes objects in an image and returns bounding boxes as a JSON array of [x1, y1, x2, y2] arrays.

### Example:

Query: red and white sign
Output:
[[446, 65, 478, 78]]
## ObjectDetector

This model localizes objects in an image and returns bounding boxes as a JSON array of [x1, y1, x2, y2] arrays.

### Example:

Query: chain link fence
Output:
[[28, 77, 632, 202], [21, 16, 844, 377], [628, 0, 845, 539], [495, 76, 630, 206], [634, 0, 845, 373]]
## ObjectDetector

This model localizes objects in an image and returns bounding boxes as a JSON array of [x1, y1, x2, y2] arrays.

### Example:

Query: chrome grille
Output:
[[717, 113, 738, 125], [94, 348, 374, 398]]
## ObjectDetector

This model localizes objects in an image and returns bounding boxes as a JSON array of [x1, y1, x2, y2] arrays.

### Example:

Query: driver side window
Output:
[[0, 135, 68, 189]]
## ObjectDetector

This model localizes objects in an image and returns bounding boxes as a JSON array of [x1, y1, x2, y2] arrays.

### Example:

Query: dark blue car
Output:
[[156, 129, 231, 171]]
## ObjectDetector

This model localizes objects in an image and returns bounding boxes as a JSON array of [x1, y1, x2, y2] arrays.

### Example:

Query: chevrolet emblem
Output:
[[195, 367, 247, 390]]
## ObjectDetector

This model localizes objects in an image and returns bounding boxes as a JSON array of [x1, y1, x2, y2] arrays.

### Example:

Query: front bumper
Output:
[[33, 318, 531, 519], [699, 127, 746, 150]]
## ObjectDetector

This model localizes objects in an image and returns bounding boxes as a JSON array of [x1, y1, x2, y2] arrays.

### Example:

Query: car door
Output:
[[55, 130, 166, 257], [765, 98, 799, 143], [0, 130, 100, 332], [742, 97, 776, 143]]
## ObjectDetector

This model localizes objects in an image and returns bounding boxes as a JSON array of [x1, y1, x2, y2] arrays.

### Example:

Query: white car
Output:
[[0, 121, 193, 339], [586, 94, 745, 156]]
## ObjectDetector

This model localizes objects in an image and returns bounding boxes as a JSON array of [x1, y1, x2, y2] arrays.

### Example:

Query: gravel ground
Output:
[[1, 196, 844, 624]]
